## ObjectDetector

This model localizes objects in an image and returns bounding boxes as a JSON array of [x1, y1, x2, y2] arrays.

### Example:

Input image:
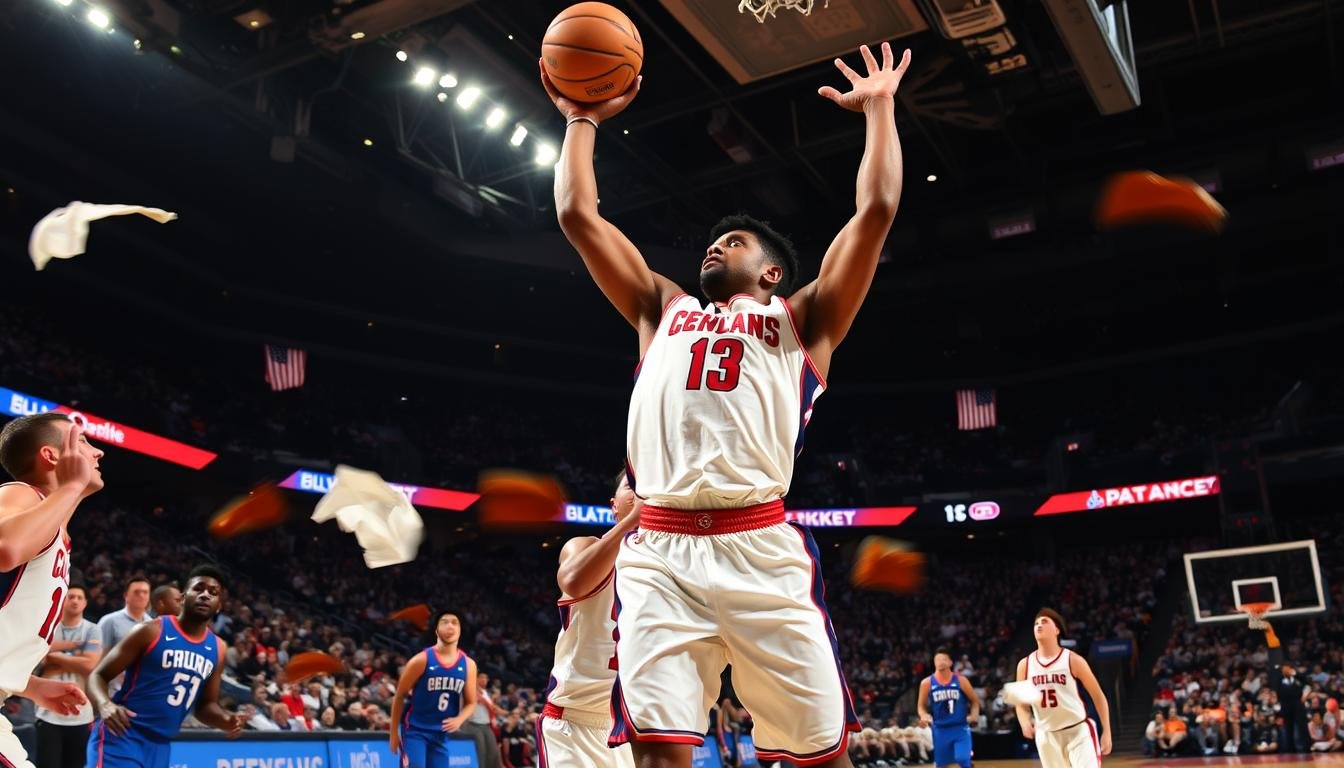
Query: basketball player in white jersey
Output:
[[537, 472, 641, 768], [543, 39, 911, 768], [0, 413, 104, 768], [1014, 609, 1112, 768]]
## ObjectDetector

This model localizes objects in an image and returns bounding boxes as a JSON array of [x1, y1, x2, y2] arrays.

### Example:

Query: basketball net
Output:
[[1239, 601, 1276, 630], [737, 0, 829, 23]]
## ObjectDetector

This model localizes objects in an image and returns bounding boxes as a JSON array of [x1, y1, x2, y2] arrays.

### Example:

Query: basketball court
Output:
[[974, 758, 1344, 768]]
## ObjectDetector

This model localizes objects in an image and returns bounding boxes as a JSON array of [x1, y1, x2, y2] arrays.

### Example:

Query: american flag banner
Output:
[[264, 344, 306, 391], [956, 388, 997, 430]]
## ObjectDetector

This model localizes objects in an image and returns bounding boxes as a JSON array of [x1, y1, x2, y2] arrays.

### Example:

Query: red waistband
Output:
[[638, 499, 785, 534], [542, 702, 565, 719]]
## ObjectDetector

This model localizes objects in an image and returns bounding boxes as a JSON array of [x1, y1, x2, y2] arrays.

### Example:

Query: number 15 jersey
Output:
[[627, 294, 825, 510]]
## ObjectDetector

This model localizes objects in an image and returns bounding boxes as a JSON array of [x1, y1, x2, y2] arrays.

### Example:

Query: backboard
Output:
[[1183, 539, 1326, 624]]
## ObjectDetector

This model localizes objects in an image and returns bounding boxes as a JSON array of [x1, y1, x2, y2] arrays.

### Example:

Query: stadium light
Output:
[[509, 125, 528, 147], [927, 174, 938, 182], [455, 86, 481, 110], [87, 7, 110, 29], [55, 0, 74, 6], [439, 73, 458, 89], [535, 143, 558, 166], [413, 67, 436, 87], [436, 92, 448, 103], [485, 107, 507, 129], [396, 50, 408, 62], [350, 31, 366, 40]]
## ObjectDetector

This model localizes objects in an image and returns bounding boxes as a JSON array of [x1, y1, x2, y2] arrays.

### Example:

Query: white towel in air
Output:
[[1001, 680, 1039, 706], [311, 465, 424, 568], [28, 201, 177, 271]]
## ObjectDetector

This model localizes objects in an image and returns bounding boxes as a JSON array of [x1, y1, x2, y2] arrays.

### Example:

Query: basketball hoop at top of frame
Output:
[[737, 0, 830, 23]]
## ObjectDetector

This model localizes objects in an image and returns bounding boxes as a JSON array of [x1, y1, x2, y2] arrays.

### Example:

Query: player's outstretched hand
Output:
[[540, 60, 642, 126], [54, 422, 95, 493], [26, 678, 86, 716], [441, 715, 464, 733], [818, 42, 911, 112], [225, 713, 245, 738], [101, 704, 137, 736]]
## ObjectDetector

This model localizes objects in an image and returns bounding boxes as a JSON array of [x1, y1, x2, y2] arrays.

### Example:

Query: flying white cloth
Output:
[[311, 465, 424, 568], [1001, 680, 1039, 707], [28, 201, 177, 271]]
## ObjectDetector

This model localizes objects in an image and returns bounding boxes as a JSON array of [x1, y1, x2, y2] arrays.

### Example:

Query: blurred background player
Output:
[[0, 414, 102, 768], [150, 584, 182, 619], [537, 471, 640, 768], [917, 647, 979, 768], [1263, 620, 1310, 753], [97, 578, 151, 654], [1014, 609, 1112, 768], [389, 610, 477, 768], [35, 584, 101, 768], [86, 564, 243, 768], [544, 39, 910, 768]]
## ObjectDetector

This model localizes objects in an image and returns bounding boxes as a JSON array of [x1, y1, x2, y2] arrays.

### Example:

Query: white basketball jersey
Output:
[[546, 570, 617, 714], [1024, 649, 1088, 732], [0, 482, 72, 695], [627, 293, 825, 509]]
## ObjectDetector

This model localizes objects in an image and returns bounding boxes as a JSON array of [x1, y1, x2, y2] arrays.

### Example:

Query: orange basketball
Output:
[[542, 2, 643, 103]]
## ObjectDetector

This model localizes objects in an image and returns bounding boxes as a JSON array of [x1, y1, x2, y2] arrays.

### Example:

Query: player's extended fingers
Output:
[[834, 57, 861, 83], [859, 44, 879, 75], [817, 85, 845, 105], [896, 48, 912, 75], [881, 41, 894, 70], [538, 60, 562, 101]]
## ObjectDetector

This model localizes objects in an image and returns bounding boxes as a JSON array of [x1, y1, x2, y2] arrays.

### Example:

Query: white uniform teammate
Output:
[[544, 35, 912, 768], [0, 413, 103, 768], [537, 473, 640, 768], [1014, 609, 1113, 768]]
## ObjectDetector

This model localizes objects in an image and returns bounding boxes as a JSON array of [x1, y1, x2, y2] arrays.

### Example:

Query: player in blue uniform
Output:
[[917, 648, 981, 768], [389, 610, 478, 768], [85, 564, 243, 768]]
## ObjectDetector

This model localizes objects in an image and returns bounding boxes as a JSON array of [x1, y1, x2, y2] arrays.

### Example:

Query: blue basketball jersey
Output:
[[112, 616, 219, 740], [403, 648, 468, 733], [929, 672, 969, 728]]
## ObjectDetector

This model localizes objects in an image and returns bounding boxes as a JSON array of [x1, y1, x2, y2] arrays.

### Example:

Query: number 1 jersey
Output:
[[627, 293, 825, 509]]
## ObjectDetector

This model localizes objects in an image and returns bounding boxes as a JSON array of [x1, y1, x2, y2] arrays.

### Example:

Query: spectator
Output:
[[35, 585, 102, 768], [96, 577, 151, 654]]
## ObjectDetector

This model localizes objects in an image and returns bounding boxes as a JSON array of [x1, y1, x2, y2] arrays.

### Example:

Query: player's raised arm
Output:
[[88, 620, 159, 735], [194, 640, 243, 737], [0, 422, 98, 571], [540, 63, 681, 333], [791, 43, 910, 364], [1069, 653, 1112, 756]]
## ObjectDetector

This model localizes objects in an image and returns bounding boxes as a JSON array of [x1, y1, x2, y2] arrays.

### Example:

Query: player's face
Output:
[[62, 588, 87, 617], [700, 230, 779, 300], [184, 576, 222, 620], [934, 653, 952, 671], [126, 581, 151, 612], [1033, 615, 1059, 641], [157, 587, 184, 616], [436, 614, 461, 644], [51, 420, 106, 492], [611, 474, 640, 521]]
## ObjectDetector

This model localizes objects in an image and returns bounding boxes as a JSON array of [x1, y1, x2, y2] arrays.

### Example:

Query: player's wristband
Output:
[[566, 116, 599, 130]]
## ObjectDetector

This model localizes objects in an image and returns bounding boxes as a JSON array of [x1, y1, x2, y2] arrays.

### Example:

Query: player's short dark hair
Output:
[[0, 413, 70, 479], [152, 583, 180, 602], [709, 214, 801, 296], [1035, 607, 1067, 638], [934, 647, 952, 659], [185, 564, 227, 591], [125, 576, 151, 592], [426, 609, 464, 646], [67, 583, 88, 597]]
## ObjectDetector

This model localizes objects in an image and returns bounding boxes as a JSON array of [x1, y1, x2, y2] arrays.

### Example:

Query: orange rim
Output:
[[1238, 601, 1277, 617]]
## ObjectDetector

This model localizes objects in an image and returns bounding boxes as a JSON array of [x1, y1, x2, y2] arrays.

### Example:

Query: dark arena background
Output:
[[1, 0, 1343, 767]]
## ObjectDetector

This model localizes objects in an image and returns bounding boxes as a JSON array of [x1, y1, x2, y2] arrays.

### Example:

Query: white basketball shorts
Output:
[[538, 705, 634, 768], [608, 500, 859, 766], [1036, 719, 1102, 768], [0, 713, 36, 768]]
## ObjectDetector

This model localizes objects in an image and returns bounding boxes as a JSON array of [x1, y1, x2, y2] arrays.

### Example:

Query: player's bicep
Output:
[[0, 484, 40, 522], [95, 622, 156, 681], [396, 654, 426, 697], [463, 658, 478, 706], [198, 641, 227, 707], [561, 214, 671, 326]]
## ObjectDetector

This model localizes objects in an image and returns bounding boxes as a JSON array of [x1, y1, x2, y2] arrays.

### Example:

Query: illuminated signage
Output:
[[1034, 475, 1220, 516], [945, 501, 1001, 523], [1, 385, 216, 469], [278, 470, 479, 511]]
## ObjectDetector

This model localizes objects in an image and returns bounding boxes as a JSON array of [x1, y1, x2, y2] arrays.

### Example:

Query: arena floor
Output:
[[973, 757, 1344, 768]]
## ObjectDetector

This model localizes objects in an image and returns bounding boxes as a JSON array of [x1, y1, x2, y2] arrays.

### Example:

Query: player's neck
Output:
[[175, 614, 210, 637], [934, 669, 954, 682], [19, 473, 58, 499], [1036, 640, 1062, 659], [434, 640, 459, 657]]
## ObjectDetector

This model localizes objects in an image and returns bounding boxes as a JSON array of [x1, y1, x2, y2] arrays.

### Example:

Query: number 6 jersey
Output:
[[627, 294, 825, 510], [0, 482, 71, 696]]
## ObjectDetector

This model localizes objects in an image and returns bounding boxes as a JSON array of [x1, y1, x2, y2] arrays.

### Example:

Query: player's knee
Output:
[[631, 740, 693, 768]]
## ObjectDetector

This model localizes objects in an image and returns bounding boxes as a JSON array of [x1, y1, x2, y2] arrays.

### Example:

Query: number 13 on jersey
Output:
[[686, 338, 744, 391]]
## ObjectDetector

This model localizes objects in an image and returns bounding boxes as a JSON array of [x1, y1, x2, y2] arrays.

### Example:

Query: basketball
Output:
[[541, 2, 643, 103]]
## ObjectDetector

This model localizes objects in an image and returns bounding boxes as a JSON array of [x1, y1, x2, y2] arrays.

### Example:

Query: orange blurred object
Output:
[[476, 470, 567, 531], [283, 651, 344, 684], [850, 536, 926, 594], [208, 483, 288, 540], [389, 603, 432, 631], [1096, 171, 1227, 232]]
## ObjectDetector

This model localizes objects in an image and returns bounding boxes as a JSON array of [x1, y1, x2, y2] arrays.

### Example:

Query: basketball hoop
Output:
[[1238, 601, 1278, 630], [737, 0, 829, 23]]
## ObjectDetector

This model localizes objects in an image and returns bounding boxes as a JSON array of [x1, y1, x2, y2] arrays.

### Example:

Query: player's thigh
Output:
[[399, 731, 432, 768], [1035, 729, 1068, 768], [540, 718, 633, 768], [1066, 722, 1102, 768], [0, 721, 35, 768], [952, 728, 973, 766], [85, 728, 152, 768]]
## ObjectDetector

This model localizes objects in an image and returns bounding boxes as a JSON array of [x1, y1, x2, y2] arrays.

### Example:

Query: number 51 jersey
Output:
[[628, 294, 826, 510], [112, 616, 219, 739]]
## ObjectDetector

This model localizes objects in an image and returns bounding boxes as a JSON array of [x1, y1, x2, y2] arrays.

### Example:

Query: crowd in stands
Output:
[[1145, 526, 1344, 757]]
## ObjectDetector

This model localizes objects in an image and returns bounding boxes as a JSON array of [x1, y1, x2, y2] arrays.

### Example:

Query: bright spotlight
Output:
[[439, 73, 458, 89], [436, 92, 448, 103], [455, 86, 481, 110], [413, 67, 436, 87], [55, 0, 74, 6], [509, 125, 528, 146], [534, 143, 558, 166], [87, 7, 110, 29], [926, 174, 938, 182], [350, 31, 366, 40], [395, 50, 408, 62], [485, 107, 507, 129]]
